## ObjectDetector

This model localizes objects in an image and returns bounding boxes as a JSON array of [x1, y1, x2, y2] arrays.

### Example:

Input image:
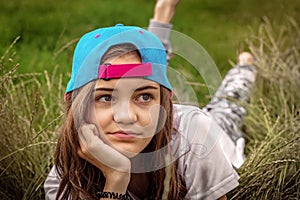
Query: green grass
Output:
[[0, 38, 64, 199], [229, 17, 300, 199], [1, 0, 300, 75]]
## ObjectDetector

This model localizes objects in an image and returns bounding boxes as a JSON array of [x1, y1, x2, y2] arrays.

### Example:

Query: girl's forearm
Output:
[[153, 0, 180, 23]]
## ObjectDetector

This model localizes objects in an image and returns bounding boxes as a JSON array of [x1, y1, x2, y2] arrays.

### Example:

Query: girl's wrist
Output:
[[96, 191, 133, 200], [104, 172, 130, 192]]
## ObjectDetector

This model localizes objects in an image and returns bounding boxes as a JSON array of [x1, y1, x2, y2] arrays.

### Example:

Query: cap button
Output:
[[115, 24, 124, 27]]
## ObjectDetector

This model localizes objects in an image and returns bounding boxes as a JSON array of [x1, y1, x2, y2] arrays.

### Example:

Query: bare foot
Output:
[[238, 52, 254, 65]]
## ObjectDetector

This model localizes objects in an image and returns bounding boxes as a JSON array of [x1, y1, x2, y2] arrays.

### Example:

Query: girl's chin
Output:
[[108, 139, 151, 158], [120, 151, 138, 158], [113, 145, 140, 158]]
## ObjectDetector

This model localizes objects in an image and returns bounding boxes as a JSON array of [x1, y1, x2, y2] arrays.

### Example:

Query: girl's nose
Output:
[[113, 101, 137, 124]]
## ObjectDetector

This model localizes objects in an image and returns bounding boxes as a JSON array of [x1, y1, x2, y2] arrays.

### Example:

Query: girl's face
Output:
[[89, 53, 161, 158]]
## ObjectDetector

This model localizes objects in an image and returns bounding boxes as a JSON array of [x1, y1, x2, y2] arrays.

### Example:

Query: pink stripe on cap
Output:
[[98, 63, 152, 79]]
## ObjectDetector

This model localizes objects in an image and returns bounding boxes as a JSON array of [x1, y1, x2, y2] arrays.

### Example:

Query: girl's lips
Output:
[[110, 131, 137, 139]]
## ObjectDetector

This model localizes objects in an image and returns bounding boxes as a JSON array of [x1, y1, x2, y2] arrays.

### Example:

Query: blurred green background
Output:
[[1, 0, 299, 76]]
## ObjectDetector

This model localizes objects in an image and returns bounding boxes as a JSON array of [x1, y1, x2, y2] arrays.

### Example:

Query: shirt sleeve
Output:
[[175, 105, 239, 200], [44, 165, 60, 200], [147, 19, 173, 63]]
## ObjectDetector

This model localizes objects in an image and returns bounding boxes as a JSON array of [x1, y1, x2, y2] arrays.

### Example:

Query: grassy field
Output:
[[1, 0, 299, 75], [0, 0, 300, 199]]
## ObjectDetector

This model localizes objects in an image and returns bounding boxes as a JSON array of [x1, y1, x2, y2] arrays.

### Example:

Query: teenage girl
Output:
[[44, 0, 256, 199]]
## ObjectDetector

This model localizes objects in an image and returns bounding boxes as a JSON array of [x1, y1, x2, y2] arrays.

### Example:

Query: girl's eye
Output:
[[97, 95, 114, 102], [137, 94, 152, 103]]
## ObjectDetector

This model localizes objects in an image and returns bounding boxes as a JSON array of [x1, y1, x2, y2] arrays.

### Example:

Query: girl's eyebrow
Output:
[[94, 87, 117, 92], [135, 85, 159, 92], [94, 85, 159, 92]]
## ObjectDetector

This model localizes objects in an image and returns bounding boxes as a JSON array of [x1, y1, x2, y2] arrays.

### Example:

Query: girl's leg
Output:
[[203, 52, 256, 166]]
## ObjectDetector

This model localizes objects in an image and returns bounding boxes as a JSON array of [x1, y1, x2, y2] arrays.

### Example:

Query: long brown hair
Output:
[[54, 43, 187, 199]]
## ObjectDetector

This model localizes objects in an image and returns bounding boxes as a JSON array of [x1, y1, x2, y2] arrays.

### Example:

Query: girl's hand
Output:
[[77, 124, 130, 191]]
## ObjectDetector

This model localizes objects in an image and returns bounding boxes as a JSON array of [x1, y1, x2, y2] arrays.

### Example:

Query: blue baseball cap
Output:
[[65, 24, 172, 94]]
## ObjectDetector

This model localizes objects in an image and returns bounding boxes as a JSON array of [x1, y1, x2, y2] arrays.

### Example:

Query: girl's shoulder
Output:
[[173, 103, 207, 114], [172, 103, 212, 133], [172, 103, 224, 161]]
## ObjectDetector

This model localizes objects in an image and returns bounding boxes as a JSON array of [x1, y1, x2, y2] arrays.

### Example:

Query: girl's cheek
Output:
[[87, 105, 101, 124], [144, 104, 162, 136], [153, 104, 166, 134], [148, 104, 162, 121]]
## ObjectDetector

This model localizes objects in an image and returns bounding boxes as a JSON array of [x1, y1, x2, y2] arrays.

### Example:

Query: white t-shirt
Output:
[[44, 104, 239, 200], [172, 104, 239, 199]]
